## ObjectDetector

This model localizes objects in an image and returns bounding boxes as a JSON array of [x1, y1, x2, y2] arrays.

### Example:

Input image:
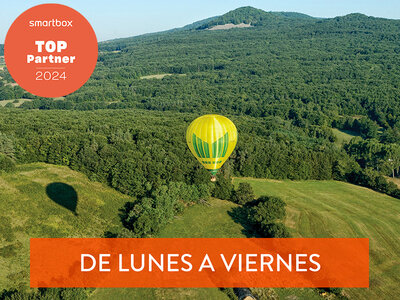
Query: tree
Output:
[[250, 196, 286, 224], [121, 182, 212, 237], [0, 154, 16, 172], [0, 133, 15, 159], [386, 144, 400, 177], [4, 102, 14, 108], [247, 195, 290, 237], [262, 223, 290, 238], [212, 174, 234, 200], [233, 182, 255, 205]]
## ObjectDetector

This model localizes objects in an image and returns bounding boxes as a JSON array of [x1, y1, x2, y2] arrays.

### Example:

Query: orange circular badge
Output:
[[5, 4, 98, 98]]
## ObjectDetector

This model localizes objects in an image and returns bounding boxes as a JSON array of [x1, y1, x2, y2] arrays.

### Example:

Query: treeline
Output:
[[0, 110, 354, 194], [344, 138, 400, 171], [347, 168, 400, 198], [332, 116, 379, 139], [117, 174, 291, 239], [0, 67, 36, 101], [1, 109, 399, 199], [0, 84, 35, 101], [334, 115, 400, 143], [243, 195, 290, 238]]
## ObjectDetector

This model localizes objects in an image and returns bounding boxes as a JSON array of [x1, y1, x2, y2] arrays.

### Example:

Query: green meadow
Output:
[[92, 199, 322, 300], [0, 163, 129, 290], [1, 164, 399, 299], [234, 178, 400, 300], [331, 128, 359, 145], [91, 198, 239, 300]]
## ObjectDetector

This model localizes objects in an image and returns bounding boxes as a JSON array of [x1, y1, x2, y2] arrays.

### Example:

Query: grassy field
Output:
[[159, 198, 245, 238], [332, 128, 359, 145], [0, 99, 32, 107], [140, 73, 186, 79], [2, 164, 398, 299], [92, 198, 321, 300], [0, 163, 130, 290], [234, 178, 400, 300], [91, 199, 240, 300], [91, 284, 229, 300]]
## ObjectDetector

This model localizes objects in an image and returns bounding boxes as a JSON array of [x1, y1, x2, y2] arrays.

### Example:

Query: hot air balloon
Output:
[[186, 114, 238, 181]]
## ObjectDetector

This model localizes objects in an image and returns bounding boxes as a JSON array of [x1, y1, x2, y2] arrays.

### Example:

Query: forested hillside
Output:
[[3, 8, 398, 132], [197, 6, 316, 29], [1, 6, 400, 299], [1, 7, 399, 186]]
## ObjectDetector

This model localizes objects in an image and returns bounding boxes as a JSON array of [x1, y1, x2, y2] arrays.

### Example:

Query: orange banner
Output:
[[30, 238, 369, 288]]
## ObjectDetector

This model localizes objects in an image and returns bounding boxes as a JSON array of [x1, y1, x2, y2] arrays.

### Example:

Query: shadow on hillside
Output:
[[46, 182, 78, 216], [228, 206, 258, 238]]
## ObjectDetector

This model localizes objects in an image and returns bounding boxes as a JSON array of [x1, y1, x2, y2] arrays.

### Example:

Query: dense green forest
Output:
[[0, 110, 350, 191], [2, 7, 400, 126], [1, 6, 400, 299], [1, 7, 399, 180]]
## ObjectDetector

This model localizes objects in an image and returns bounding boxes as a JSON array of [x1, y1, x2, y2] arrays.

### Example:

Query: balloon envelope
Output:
[[186, 114, 237, 176]]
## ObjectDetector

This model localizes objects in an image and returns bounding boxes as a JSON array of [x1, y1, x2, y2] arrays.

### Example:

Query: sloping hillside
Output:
[[234, 178, 400, 299], [86, 7, 400, 129], [90, 198, 240, 300], [94, 179, 399, 299], [2, 167, 398, 299], [91, 198, 320, 299], [94, 176, 400, 300], [0, 163, 130, 290]]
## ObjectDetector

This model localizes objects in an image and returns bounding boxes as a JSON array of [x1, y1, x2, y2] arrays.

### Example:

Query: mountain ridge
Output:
[[98, 6, 400, 46], [98, 6, 318, 48], [196, 6, 316, 29]]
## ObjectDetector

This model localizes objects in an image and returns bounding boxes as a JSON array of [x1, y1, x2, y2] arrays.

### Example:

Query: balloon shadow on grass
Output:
[[46, 182, 78, 216]]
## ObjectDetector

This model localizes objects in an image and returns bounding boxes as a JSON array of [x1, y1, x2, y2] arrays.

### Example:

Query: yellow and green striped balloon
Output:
[[186, 114, 237, 180]]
